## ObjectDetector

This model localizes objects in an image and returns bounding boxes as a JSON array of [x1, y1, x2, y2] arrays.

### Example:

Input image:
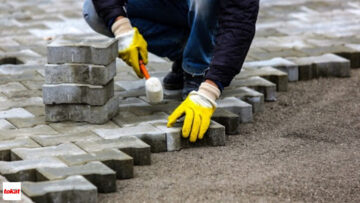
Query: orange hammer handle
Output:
[[139, 59, 150, 80]]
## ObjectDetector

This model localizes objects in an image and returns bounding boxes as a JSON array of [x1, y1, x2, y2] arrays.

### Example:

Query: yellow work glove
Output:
[[167, 82, 221, 142], [112, 18, 148, 78]]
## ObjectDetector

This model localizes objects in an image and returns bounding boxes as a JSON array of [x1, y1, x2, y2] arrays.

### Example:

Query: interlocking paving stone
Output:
[[93, 124, 167, 153], [37, 161, 116, 193], [0, 97, 43, 111], [48, 121, 120, 134], [47, 36, 117, 66], [32, 132, 102, 147], [222, 87, 264, 113], [0, 125, 59, 141], [0, 119, 16, 129], [0, 157, 67, 181], [0, 82, 27, 94], [338, 44, 360, 68], [11, 143, 86, 161], [76, 136, 151, 166], [217, 97, 253, 123], [7, 116, 46, 128], [230, 76, 277, 102], [45, 95, 119, 124], [43, 80, 114, 105], [3, 89, 42, 99], [58, 149, 134, 179], [0, 138, 40, 161], [212, 109, 240, 135], [152, 123, 182, 152], [0, 108, 34, 119], [288, 53, 351, 80], [45, 61, 116, 85], [22, 176, 97, 203], [118, 97, 151, 108], [113, 112, 169, 127], [245, 58, 298, 81], [237, 66, 288, 91]]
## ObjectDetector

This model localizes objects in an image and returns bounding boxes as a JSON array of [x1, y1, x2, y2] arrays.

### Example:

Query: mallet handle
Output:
[[139, 59, 150, 80]]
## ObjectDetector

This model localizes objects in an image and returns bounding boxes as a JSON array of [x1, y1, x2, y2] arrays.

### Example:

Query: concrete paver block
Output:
[[93, 124, 167, 153], [212, 109, 240, 135], [245, 57, 299, 81], [59, 149, 134, 179], [222, 87, 264, 113], [0, 108, 34, 119], [47, 36, 117, 65], [218, 97, 253, 123], [0, 138, 40, 161], [230, 76, 277, 102], [75, 136, 151, 166], [42, 80, 114, 105], [45, 61, 116, 85], [0, 125, 59, 141], [22, 176, 97, 203], [0, 119, 16, 130], [37, 161, 116, 193], [31, 132, 102, 147], [0, 157, 67, 182], [11, 143, 87, 161], [152, 123, 182, 152], [113, 112, 168, 127], [45, 95, 119, 124]]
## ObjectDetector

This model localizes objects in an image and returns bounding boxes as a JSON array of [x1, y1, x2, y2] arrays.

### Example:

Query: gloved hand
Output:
[[167, 82, 221, 142], [112, 17, 148, 78]]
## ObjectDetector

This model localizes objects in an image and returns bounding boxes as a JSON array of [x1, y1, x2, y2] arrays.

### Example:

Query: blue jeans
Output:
[[83, 0, 219, 76]]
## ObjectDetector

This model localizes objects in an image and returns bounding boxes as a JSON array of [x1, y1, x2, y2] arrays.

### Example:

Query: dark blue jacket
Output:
[[92, 0, 259, 88]]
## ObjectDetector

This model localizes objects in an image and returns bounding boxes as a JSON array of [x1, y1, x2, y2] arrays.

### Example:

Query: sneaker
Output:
[[182, 72, 204, 100], [163, 59, 184, 90]]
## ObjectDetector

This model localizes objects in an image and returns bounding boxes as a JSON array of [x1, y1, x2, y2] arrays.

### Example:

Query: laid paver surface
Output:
[[0, 0, 359, 202]]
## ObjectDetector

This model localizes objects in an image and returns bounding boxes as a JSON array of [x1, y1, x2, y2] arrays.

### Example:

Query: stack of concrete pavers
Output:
[[43, 36, 119, 124]]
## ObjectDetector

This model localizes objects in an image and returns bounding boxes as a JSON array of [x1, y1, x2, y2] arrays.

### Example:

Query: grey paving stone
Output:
[[37, 161, 116, 193], [31, 132, 102, 147], [113, 112, 168, 127], [230, 76, 277, 102], [48, 121, 120, 134], [237, 66, 288, 91], [339, 44, 360, 68], [22, 176, 97, 203], [76, 136, 151, 166], [45, 95, 119, 124], [118, 97, 151, 108], [0, 119, 16, 129], [58, 149, 133, 179], [245, 58, 299, 81], [11, 143, 86, 161], [115, 80, 145, 91], [3, 89, 42, 99], [0, 82, 27, 94], [212, 109, 240, 135], [152, 123, 182, 152], [0, 157, 67, 182], [217, 97, 253, 123], [7, 116, 46, 128], [43, 80, 114, 105], [45, 61, 116, 85], [93, 124, 167, 153], [0, 97, 43, 111], [47, 36, 117, 66], [222, 87, 264, 113], [0, 138, 40, 161], [118, 100, 180, 116], [0, 125, 59, 141], [0, 108, 34, 119], [289, 53, 351, 79]]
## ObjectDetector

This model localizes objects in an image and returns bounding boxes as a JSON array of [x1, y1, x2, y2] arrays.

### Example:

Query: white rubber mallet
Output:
[[139, 58, 164, 103]]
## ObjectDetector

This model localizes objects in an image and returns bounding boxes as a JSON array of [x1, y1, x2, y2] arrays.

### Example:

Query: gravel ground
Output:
[[99, 69, 360, 202]]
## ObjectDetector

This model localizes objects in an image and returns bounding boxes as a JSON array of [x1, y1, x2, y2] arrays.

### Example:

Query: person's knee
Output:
[[82, 0, 96, 25], [82, 0, 114, 37]]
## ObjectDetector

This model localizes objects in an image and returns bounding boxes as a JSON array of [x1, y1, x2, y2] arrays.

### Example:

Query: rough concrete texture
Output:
[[42, 79, 114, 105], [11, 143, 86, 161], [37, 161, 116, 193], [22, 176, 97, 203], [45, 95, 119, 124], [58, 149, 134, 179], [75, 136, 151, 166], [47, 36, 118, 65], [0, 157, 67, 182], [45, 61, 116, 85]]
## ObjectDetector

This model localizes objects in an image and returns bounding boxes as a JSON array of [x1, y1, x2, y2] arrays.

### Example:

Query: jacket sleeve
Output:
[[205, 0, 259, 88], [92, 0, 127, 28]]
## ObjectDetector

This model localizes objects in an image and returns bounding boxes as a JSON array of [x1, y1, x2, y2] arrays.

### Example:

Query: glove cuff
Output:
[[197, 82, 220, 102], [111, 18, 133, 37]]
